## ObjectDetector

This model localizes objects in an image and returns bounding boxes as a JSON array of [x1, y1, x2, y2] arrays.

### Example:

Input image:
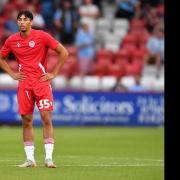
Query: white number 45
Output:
[[39, 99, 51, 109]]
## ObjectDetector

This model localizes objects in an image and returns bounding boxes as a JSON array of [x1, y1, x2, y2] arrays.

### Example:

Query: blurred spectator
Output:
[[0, 0, 8, 13], [75, 20, 95, 76], [27, 0, 41, 12], [144, 7, 161, 33], [115, 0, 141, 20], [14, 0, 28, 10], [2, 0, 27, 18], [28, 4, 45, 30], [2, 1, 16, 18], [156, 3, 164, 18], [145, 25, 164, 71], [54, 0, 79, 45], [79, 0, 100, 33], [4, 9, 19, 37], [41, 0, 55, 32], [128, 75, 146, 92]]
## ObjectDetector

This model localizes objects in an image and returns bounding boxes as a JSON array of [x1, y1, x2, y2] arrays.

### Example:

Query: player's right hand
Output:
[[12, 72, 26, 81]]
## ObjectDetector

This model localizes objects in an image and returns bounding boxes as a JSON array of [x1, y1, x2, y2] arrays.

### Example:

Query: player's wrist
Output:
[[10, 72, 17, 80], [52, 72, 57, 78]]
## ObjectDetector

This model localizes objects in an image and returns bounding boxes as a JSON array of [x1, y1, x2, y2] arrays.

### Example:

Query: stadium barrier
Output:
[[0, 90, 164, 126]]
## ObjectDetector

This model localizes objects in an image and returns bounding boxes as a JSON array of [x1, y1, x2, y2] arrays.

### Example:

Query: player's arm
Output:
[[0, 55, 26, 80], [41, 44, 68, 81]]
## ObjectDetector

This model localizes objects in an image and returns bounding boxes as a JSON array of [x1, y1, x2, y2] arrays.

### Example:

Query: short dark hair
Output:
[[17, 10, 33, 20]]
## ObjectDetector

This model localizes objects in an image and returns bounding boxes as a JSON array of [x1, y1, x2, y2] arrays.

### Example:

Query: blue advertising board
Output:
[[0, 90, 164, 126]]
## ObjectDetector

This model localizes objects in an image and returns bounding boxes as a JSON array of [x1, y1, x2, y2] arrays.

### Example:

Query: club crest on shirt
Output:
[[17, 43, 20, 48], [29, 41, 35, 48]]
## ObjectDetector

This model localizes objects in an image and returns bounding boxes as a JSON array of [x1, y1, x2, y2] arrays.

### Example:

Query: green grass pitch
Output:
[[0, 126, 164, 180]]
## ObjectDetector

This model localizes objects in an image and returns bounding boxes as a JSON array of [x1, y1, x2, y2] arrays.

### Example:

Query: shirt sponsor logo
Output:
[[29, 41, 35, 48]]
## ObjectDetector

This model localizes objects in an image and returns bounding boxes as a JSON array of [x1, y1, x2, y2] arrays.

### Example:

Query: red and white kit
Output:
[[0, 29, 59, 114]]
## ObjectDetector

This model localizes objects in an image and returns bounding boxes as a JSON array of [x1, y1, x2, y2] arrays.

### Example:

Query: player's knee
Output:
[[42, 118, 52, 127], [40, 111, 52, 127], [21, 115, 33, 128]]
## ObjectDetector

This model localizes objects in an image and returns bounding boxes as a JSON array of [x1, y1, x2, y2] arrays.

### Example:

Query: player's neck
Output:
[[20, 28, 32, 38]]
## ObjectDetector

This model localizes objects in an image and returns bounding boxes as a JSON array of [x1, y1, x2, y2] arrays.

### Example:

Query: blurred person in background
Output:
[[0, 10, 68, 168], [53, 0, 79, 45], [2, 0, 28, 18], [75, 20, 95, 76], [143, 7, 160, 33], [14, 0, 28, 10], [3, 9, 19, 61], [79, 0, 100, 33], [27, 0, 41, 11], [115, 0, 141, 20], [145, 25, 164, 73], [41, 0, 55, 32], [0, 0, 8, 14], [28, 4, 45, 30], [139, 0, 164, 33], [4, 9, 19, 37]]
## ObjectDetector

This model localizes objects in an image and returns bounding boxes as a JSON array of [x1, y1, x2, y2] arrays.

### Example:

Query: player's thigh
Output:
[[17, 88, 35, 115], [34, 84, 54, 112]]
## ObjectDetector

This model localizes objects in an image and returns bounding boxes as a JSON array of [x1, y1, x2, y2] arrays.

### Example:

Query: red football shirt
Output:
[[0, 29, 59, 89]]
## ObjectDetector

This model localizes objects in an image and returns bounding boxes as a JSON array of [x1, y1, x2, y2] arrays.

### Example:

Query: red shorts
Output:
[[17, 84, 53, 115]]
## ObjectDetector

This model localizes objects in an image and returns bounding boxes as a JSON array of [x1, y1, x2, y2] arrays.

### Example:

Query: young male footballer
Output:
[[0, 10, 68, 168]]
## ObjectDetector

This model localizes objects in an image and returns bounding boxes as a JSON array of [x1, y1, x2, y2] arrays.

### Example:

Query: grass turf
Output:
[[0, 126, 164, 180]]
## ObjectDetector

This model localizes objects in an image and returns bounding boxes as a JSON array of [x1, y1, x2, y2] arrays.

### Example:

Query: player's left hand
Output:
[[40, 73, 55, 82]]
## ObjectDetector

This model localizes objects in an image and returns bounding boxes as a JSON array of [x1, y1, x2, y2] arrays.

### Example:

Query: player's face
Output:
[[17, 15, 32, 32]]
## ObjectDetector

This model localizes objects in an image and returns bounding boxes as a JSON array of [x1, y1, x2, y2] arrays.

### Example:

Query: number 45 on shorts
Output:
[[39, 99, 53, 110]]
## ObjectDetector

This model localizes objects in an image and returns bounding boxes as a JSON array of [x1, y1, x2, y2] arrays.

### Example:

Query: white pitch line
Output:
[[0, 155, 164, 164], [0, 156, 164, 168], [127, 158, 164, 162], [9, 163, 163, 168], [52, 163, 164, 167], [56, 155, 164, 162]]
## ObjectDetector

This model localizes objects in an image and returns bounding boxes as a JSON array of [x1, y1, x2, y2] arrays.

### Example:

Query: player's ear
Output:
[[30, 20, 33, 26]]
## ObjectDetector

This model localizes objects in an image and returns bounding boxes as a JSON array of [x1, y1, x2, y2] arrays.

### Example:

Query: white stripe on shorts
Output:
[[26, 91, 30, 100], [38, 62, 46, 74]]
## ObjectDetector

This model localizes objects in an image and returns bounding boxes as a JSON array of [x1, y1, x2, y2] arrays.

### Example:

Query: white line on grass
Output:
[[57, 155, 164, 162], [1, 155, 164, 168], [9, 163, 164, 168], [61, 164, 164, 167], [5, 155, 164, 162]]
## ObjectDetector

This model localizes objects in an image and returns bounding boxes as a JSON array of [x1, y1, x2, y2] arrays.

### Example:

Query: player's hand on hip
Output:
[[12, 72, 26, 81], [40, 73, 55, 82]]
